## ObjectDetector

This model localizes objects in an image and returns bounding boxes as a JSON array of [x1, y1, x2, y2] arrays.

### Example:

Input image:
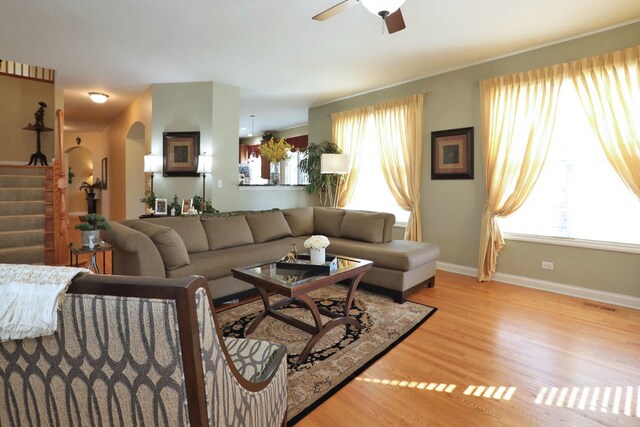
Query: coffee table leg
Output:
[[344, 271, 366, 317], [246, 287, 272, 335], [296, 294, 327, 363]]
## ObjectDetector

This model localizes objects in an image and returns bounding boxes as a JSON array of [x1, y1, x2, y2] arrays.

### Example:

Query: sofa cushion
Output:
[[244, 211, 293, 243], [146, 216, 209, 253], [123, 220, 190, 270], [201, 216, 254, 250], [283, 207, 314, 236], [313, 207, 346, 237], [339, 211, 385, 243], [167, 239, 297, 280]]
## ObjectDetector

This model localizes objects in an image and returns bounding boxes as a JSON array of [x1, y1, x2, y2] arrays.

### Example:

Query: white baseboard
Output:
[[436, 261, 640, 310]]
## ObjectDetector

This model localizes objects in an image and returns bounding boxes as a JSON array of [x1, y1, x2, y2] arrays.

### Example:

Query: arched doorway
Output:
[[65, 145, 94, 215], [125, 122, 146, 218]]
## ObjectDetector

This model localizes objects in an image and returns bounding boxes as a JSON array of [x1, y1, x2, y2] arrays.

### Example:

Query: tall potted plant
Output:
[[299, 141, 342, 206], [79, 179, 104, 214], [74, 213, 111, 247]]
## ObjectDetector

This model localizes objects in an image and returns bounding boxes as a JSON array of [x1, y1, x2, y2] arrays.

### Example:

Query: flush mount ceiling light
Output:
[[88, 92, 109, 104], [360, 0, 405, 18]]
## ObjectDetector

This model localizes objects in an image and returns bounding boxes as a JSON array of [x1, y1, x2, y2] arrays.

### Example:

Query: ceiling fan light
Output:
[[360, 0, 406, 17], [88, 92, 109, 104]]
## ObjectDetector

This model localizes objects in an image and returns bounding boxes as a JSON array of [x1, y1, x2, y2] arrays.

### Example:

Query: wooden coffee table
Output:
[[231, 255, 373, 363]]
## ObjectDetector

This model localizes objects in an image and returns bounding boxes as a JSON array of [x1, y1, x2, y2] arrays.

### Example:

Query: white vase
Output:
[[310, 247, 325, 265]]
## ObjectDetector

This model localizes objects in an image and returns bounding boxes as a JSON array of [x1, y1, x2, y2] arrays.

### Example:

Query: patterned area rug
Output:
[[217, 284, 437, 425]]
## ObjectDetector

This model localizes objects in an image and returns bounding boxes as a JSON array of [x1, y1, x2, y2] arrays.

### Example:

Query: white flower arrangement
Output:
[[304, 235, 330, 250]]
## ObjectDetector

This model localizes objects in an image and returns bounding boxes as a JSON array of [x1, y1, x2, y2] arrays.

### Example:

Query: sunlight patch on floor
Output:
[[534, 385, 639, 417], [463, 385, 517, 400], [355, 377, 456, 393]]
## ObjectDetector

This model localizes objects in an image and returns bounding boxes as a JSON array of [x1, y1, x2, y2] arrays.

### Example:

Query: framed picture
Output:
[[155, 198, 168, 215], [163, 131, 200, 176], [431, 127, 474, 180], [101, 157, 108, 189], [181, 198, 193, 214]]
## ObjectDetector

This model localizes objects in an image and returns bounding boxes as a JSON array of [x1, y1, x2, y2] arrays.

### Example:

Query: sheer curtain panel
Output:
[[478, 65, 566, 281]]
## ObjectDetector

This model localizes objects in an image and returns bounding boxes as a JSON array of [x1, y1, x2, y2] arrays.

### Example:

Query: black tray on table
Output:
[[275, 253, 338, 274]]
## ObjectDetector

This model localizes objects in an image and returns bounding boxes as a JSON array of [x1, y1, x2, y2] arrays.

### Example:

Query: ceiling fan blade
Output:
[[385, 8, 406, 34], [312, 0, 358, 21]]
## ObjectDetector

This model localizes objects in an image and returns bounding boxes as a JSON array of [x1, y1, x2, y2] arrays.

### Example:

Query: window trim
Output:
[[503, 232, 640, 255]]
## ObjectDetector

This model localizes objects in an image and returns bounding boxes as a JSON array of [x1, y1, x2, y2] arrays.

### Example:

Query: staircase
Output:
[[0, 165, 51, 265]]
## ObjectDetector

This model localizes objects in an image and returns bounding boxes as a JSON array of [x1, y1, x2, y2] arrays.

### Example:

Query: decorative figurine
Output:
[[23, 101, 54, 166], [88, 234, 95, 249]]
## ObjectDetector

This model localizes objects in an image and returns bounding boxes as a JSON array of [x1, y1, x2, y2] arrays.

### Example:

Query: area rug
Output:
[[217, 284, 437, 425]]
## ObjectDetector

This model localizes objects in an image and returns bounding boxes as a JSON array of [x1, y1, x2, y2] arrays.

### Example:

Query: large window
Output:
[[498, 82, 640, 248], [344, 117, 410, 223]]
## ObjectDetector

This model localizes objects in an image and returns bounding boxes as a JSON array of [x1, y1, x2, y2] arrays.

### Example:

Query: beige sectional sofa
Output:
[[102, 207, 439, 304]]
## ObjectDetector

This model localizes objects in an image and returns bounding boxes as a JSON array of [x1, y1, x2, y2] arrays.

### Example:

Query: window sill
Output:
[[503, 232, 640, 254]]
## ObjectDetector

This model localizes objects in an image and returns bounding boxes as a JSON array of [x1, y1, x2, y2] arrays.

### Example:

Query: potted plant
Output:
[[299, 141, 342, 206], [259, 137, 293, 185], [74, 213, 111, 247], [79, 179, 104, 214]]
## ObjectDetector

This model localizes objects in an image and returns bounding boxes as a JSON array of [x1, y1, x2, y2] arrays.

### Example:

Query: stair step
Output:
[[0, 175, 46, 188], [0, 229, 44, 249], [0, 200, 45, 216], [0, 245, 45, 265], [0, 187, 45, 201], [0, 166, 46, 176], [0, 214, 44, 232]]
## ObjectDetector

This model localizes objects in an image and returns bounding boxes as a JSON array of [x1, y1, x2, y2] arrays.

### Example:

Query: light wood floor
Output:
[[299, 270, 640, 427]]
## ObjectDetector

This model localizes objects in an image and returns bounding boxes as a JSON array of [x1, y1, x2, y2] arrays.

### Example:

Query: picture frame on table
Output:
[[181, 198, 193, 214], [163, 131, 200, 177], [431, 127, 474, 180], [155, 198, 168, 215]]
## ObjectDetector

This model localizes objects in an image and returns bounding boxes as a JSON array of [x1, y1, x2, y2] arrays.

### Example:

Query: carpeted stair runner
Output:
[[0, 166, 47, 265]]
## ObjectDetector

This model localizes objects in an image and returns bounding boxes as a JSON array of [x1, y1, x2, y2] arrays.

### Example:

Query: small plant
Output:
[[140, 190, 156, 208], [74, 213, 111, 231], [168, 195, 182, 216], [79, 179, 104, 195], [68, 167, 75, 184], [193, 195, 219, 214]]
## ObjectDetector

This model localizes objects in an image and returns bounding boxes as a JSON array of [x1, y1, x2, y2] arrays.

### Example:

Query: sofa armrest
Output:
[[101, 222, 166, 277]]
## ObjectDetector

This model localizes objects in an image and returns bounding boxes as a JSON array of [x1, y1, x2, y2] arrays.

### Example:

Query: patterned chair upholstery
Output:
[[0, 274, 287, 426]]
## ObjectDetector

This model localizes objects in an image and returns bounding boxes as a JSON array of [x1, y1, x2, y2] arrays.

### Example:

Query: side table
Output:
[[69, 243, 114, 274]]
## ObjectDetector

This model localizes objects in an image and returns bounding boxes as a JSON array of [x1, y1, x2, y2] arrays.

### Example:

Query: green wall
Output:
[[309, 22, 640, 298]]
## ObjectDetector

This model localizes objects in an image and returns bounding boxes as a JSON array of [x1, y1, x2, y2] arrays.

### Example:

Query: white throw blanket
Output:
[[0, 264, 91, 341]]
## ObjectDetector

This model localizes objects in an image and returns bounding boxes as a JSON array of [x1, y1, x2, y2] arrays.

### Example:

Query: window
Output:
[[344, 117, 410, 223], [498, 82, 640, 247]]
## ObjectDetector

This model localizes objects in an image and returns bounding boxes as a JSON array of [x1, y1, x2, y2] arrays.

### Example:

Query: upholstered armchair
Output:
[[0, 274, 287, 426]]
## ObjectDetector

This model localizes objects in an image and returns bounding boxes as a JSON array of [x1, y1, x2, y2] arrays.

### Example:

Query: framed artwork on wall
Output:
[[431, 127, 474, 180], [163, 131, 200, 177], [155, 198, 168, 215], [101, 157, 108, 189]]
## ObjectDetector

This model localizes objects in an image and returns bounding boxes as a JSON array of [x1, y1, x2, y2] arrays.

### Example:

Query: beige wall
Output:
[[0, 75, 55, 163], [309, 22, 640, 298], [104, 87, 152, 220], [275, 125, 308, 139]]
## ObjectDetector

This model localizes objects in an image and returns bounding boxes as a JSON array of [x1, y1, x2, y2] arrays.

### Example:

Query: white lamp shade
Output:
[[360, 0, 406, 16], [321, 154, 350, 174], [197, 154, 213, 174], [143, 154, 162, 173]]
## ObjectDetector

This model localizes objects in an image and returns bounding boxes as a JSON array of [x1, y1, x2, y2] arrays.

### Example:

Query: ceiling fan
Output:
[[313, 0, 406, 34]]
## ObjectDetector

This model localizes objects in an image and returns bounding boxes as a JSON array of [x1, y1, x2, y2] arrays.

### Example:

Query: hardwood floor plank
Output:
[[299, 270, 640, 426]]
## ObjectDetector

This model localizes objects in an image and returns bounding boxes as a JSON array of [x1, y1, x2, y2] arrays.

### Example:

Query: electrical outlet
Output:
[[542, 261, 554, 270], [217, 179, 223, 188]]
